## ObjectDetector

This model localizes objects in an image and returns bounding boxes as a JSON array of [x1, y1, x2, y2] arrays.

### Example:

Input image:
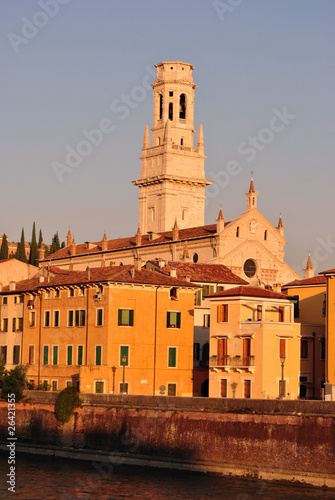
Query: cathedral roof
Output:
[[42, 223, 231, 262]]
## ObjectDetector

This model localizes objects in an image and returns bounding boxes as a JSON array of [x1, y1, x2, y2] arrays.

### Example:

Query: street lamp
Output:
[[111, 366, 116, 394], [121, 354, 127, 394], [280, 355, 286, 398]]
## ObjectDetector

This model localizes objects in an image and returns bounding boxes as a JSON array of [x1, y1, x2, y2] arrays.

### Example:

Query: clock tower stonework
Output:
[[132, 61, 212, 234]]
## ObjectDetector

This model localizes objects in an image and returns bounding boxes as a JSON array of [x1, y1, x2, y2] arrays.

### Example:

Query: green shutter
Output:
[[129, 309, 134, 326], [53, 346, 58, 365], [97, 309, 103, 326], [81, 310, 86, 326], [96, 346, 101, 366], [13, 345, 20, 364], [168, 347, 176, 367], [176, 312, 181, 329], [43, 346, 48, 365], [78, 346, 83, 366], [118, 309, 122, 326], [68, 310, 73, 327], [197, 290, 201, 306], [75, 310, 79, 327], [210, 285, 214, 294], [67, 346, 72, 366], [202, 285, 206, 299], [167, 312, 170, 328], [120, 346, 129, 366]]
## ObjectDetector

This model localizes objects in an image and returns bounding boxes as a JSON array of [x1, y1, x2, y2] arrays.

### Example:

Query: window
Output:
[[45, 290, 51, 299], [54, 310, 59, 327], [75, 310, 86, 327], [66, 381, 72, 388], [244, 379, 251, 399], [168, 347, 177, 368], [292, 295, 300, 318], [51, 380, 58, 391], [68, 288, 74, 297], [217, 286, 225, 292], [179, 93, 186, 119], [243, 338, 251, 366], [236, 226, 239, 237], [168, 102, 173, 120], [96, 346, 102, 366], [0, 346, 7, 362], [54, 289, 60, 298], [193, 253, 198, 263], [221, 379, 227, 398], [96, 309, 103, 326], [321, 338, 325, 360], [301, 339, 309, 359], [14, 295, 23, 304], [118, 309, 134, 326], [13, 345, 20, 365], [12, 318, 16, 332], [194, 290, 201, 306], [95, 381, 104, 394], [264, 230, 267, 241], [170, 288, 178, 300], [44, 311, 50, 327], [299, 376, 308, 398], [244, 259, 257, 278], [159, 94, 163, 119], [279, 338, 286, 358], [29, 312, 35, 327], [203, 314, 210, 328], [278, 306, 285, 323], [120, 346, 129, 366], [28, 346, 34, 364], [17, 317, 23, 332], [43, 346, 49, 365], [217, 304, 228, 323], [218, 338, 228, 365], [67, 346, 73, 366], [167, 311, 181, 329], [2, 318, 8, 332], [167, 383, 176, 396], [77, 346, 83, 366], [52, 346, 58, 365], [68, 310, 74, 327], [202, 285, 214, 299], [322, 293, 326, 317], [3, 297, 8, 305], [257, 305, 262, 321], [193, 343, 200, 361], [78, 287, 85, 297]]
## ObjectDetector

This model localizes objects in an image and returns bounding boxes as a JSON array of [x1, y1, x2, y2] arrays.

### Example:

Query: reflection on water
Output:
[[0, 451, 332, 499]]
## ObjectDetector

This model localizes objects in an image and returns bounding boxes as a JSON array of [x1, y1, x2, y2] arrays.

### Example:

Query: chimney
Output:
[[134, 256, 142, 271], [170, 269, 177, 278], [110, 261, 115, 267], [9, 281, 16, 291], [66, 228, 72, 247], [102, 230, 108, 252], [39, 276, 45, 283], [183, 275, 191, 282], [130, 268, 135, 279], [70, 238, 76, 256], [158, 259, 165, 269]]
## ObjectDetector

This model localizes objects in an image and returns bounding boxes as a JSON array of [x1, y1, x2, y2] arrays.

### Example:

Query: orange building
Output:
[[318, 267, 335, 400], [207, 286, 301, 399], [0, 266, 198, 396]]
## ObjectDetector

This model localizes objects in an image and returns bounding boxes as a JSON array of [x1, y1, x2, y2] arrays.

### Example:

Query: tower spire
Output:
[[246, 172, 258, 210], [304, 251, 315, 279]]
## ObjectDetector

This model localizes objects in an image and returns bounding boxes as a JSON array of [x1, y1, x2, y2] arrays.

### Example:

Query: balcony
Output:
[[210, 355, 255, 373]]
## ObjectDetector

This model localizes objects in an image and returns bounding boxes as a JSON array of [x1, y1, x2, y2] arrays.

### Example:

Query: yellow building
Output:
[[0, 266, 198, 396], [207, 286, 300, 399], [318, 267, 335, 400], [282, 270, 326, 399]]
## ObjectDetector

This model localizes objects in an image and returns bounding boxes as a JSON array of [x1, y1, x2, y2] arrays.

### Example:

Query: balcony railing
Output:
[[210, 355, 255, 368]]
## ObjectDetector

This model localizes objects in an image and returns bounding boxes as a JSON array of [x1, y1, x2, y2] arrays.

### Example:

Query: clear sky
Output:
[[1, 0, 334, 275]]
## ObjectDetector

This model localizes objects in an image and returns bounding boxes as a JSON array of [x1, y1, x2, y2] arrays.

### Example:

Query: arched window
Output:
[[157, 136, 161, 145], [159, 94, 163, 120], [180, 138, 184, 145], [236, 227, 239, 237], [179, 94, 186, 119], [193, 253, 198, 263], [264, 230, 267, 241], [169, 102, 173, 121]]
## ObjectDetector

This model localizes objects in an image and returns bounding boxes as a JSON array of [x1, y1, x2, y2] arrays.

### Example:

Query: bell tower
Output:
[[132, 61, 212, 234]]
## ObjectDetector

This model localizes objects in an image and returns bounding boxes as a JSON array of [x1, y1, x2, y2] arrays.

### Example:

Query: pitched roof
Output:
[[0, 265, 199, 294], [152, 262, 248, 285], [205, 285, 290, 300], [319, 268, 335, 275], [42, 223, 231, 261], [283, 276, 326, 287]]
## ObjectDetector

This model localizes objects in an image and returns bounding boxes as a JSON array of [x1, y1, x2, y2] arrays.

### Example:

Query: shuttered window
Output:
[[13, 345, 20, 365], [217, 304, 228, 323], [118, 309, 134, 326], [167, 311, 181, 328], [120, 346, 129, 366], [43, 346, 49, 365], [168, 347, 177, 367], [53, 346, 58, 365], [67, 346, 73, 366], [96, 346, 102, 366], [77, 346, 83, 366]]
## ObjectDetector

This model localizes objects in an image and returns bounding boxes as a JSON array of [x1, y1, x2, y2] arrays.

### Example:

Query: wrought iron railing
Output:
[[210, 355, 255, 368]]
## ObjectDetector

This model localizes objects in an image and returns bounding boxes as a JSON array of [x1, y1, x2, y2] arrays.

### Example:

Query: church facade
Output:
[[42, 61, 300, 288]]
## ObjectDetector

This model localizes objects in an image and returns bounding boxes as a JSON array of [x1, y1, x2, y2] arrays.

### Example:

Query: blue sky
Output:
[[1, 0, 334, 275]]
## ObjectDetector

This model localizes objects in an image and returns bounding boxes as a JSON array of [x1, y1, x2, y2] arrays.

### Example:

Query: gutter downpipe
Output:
[[153, 286, 159, 396]]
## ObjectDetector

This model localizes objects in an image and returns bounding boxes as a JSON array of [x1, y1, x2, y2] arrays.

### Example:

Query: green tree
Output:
[[49, 232, 61, 255], [15, 228, 28, 263], [29, 222, 38, 267], [38, 229, 43, 248], [0, 361, 28, 402], [0, 233, 9, 260]]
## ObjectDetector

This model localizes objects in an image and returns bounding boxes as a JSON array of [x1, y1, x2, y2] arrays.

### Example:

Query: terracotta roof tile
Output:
[[150, 262, 247, 285], [283, 276, 326, 287], [319, 268, 335, 275], [205, 285, 289, 300]]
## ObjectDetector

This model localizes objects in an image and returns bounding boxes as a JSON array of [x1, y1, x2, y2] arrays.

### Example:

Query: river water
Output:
[[0, 451, 332, 499]]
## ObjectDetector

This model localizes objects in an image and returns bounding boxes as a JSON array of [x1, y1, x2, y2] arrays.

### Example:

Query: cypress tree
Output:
[[15, 228, 28, 263], [29, 222, 38, 267], [38, 229, 43, 248], [0, 234, 9, 260], [49, 232, 61, 255]]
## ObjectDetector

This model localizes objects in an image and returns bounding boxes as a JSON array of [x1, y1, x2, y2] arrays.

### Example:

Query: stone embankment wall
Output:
[[0, 393, 334, 488]]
